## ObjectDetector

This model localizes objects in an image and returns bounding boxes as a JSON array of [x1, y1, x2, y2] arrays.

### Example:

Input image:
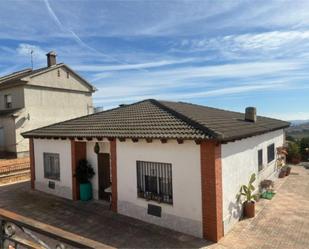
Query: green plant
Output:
[[238, 173, 258, 203], [75, 159, 95, 184], [299, 137, 309, 162], [287, 142, 301, 164]]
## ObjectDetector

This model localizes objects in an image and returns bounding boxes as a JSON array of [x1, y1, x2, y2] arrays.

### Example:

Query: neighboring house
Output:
[[0, 51, 96, 157], [22, 99, 289, 242]]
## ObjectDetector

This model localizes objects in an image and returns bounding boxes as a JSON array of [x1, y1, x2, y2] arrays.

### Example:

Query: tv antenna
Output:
[[30, 49, 34, 69]]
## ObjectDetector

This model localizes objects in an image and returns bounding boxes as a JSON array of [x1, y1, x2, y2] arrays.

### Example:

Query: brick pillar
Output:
[[71, 140, 86, 201], [110, 139, 117, 212], [29, 138, 35, 190], [200, 140, 223, 242]]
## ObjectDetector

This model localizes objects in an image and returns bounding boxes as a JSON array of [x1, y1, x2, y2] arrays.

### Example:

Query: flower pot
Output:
[[279, 170, 286, 178], [244, 201, 255, 218], [80, 182, 92, 201], [286, 167, 291, 176]]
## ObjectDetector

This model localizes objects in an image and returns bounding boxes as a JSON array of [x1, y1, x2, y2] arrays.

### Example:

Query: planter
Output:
[[286, 167, 291, 176], [244, 201, 255, 218], [261, 191, 276, 200], [279, 170, 286, 178], [291, 158, 301, 165], [80, 182, 93, 201]]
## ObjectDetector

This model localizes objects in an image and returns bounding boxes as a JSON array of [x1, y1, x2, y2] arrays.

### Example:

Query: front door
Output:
[[98, 153, 111, 201]]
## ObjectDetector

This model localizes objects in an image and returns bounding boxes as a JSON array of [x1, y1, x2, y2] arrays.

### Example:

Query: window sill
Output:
[[136, 194, 173, 206]]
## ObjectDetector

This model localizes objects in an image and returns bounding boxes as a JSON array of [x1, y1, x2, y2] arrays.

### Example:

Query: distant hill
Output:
[[286, 120, 309, 139], [289, 119, 309, 126]]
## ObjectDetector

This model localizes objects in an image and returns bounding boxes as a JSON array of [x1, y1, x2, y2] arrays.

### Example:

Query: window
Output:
[[4, 94, 12, 108], [267, 144, 275, 163], [57, 69, 60, 77], [66, 71, 70, 79], [136, 161, 173, 204], [44, 153, 60, 180], [258, 149, 263, 171]]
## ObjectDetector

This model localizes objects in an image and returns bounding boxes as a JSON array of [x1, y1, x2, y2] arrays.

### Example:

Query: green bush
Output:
[[75, 159, 95, 184], [299, 137, 309, 161], [287, 142, 301, 164]]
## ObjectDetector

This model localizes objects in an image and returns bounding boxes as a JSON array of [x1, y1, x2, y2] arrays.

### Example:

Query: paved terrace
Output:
[[0, 165, 308, 248], [0, 182, 208, 248]]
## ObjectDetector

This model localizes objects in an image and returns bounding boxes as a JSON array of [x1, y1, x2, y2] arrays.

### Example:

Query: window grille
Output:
[[44, 153, 60, 180], [258, 149, 263, 171], [136, 161, 173, 204], [267, 144, 275, 163]]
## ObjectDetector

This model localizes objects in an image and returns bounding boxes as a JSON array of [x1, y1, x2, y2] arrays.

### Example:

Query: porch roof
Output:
[[22, 99, 289, 142]]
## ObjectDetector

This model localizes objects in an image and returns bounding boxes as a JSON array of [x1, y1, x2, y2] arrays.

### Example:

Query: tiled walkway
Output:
[[212, 165, 309, 249], [0, 165, 308, 248]]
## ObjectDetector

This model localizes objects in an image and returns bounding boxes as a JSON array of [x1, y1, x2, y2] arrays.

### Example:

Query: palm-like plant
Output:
[[239, 173, 258, 203]]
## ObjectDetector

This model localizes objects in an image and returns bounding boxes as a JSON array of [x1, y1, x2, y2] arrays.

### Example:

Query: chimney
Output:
[[245, 107, 257, 122], [46, 51, 57, 67]]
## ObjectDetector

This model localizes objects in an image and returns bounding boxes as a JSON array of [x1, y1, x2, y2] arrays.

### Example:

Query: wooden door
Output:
[[98, 153, 111, 201]]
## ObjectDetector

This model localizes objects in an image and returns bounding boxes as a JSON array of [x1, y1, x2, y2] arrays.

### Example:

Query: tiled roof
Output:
[[22, 99, 290, 142], [0, 67, 50, 85], [0, 64, 96, 92]]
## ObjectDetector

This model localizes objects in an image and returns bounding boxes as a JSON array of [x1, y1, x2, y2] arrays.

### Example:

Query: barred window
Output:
[[267, 144, 275, 163], [44, 153, 60, 181], [258, 149, 263, 171], [136, 161, 173, 204]]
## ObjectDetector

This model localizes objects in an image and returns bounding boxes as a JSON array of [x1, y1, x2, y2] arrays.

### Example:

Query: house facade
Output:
[[0, 52, 96, 157], [22, 99, 289, 242]]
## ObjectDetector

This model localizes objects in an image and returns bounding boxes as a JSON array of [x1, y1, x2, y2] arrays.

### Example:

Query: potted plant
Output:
[[279, 167, 287, 178], [75, 159, 95, 201], [239, 173, 258, 218], [286, 165, 292, 176]]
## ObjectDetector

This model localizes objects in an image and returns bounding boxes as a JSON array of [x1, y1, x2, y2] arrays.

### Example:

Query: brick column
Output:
[[71, 140, 86, 201], [29, 138, 35, 190], [200, 140, 223, 242], [110, 139, 117, 212]]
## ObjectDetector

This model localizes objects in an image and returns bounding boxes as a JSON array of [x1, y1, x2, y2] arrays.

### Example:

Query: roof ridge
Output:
[[150, 99, 223, 139]]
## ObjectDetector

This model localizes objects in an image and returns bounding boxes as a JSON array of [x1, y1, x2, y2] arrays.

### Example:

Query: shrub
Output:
[[299, 137, 309, 162], [287, 142, 301, 164], [75, 159, 95, 184]]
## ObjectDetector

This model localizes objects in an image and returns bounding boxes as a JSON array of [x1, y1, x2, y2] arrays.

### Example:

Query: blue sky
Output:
[[1, 0, 309, 120]]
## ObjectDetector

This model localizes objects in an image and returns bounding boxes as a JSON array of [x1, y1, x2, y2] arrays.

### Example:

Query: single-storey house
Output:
[[22, 99, 289, 242]]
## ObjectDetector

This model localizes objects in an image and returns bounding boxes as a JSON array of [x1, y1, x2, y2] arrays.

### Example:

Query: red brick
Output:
[[110, 139, 117, 212], [200, 140, 223, 242]]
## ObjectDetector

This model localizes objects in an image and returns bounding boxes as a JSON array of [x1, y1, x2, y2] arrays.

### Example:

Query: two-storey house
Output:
[[0, 51, 96, 157]]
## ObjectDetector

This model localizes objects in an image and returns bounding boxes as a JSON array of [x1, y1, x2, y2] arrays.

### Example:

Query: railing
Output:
[[0, 209, 111, 249]]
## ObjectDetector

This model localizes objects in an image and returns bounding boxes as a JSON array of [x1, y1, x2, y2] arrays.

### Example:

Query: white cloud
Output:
[[74, 58, 197, 73], [177, 31, 309, 57]]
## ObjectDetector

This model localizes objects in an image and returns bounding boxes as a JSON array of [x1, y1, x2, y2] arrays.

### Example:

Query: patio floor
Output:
[[212, 164, 309, 249], [0, 165, 309, 248], [0, 181, 209, 248]]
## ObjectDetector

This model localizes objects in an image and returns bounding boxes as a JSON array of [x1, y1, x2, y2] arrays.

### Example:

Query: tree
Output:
[[299, 137, 309, 162]]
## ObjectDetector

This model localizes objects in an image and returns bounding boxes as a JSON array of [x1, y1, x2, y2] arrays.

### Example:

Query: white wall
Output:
[[86, 141, 110, 200], [0, 117, 16, 153], [0, 86, 24, 110], [117, 139, 203, 237], [15, 85, 92, 154], [33, 139, 72, 199], [221, 129, 284, 233]]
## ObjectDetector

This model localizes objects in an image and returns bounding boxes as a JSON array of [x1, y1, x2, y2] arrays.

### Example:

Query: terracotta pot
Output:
[[279, 170, 286, 178], [291, 158, 301, 165], [286, 167, 291, 176], [244, 201, 255, 218]]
